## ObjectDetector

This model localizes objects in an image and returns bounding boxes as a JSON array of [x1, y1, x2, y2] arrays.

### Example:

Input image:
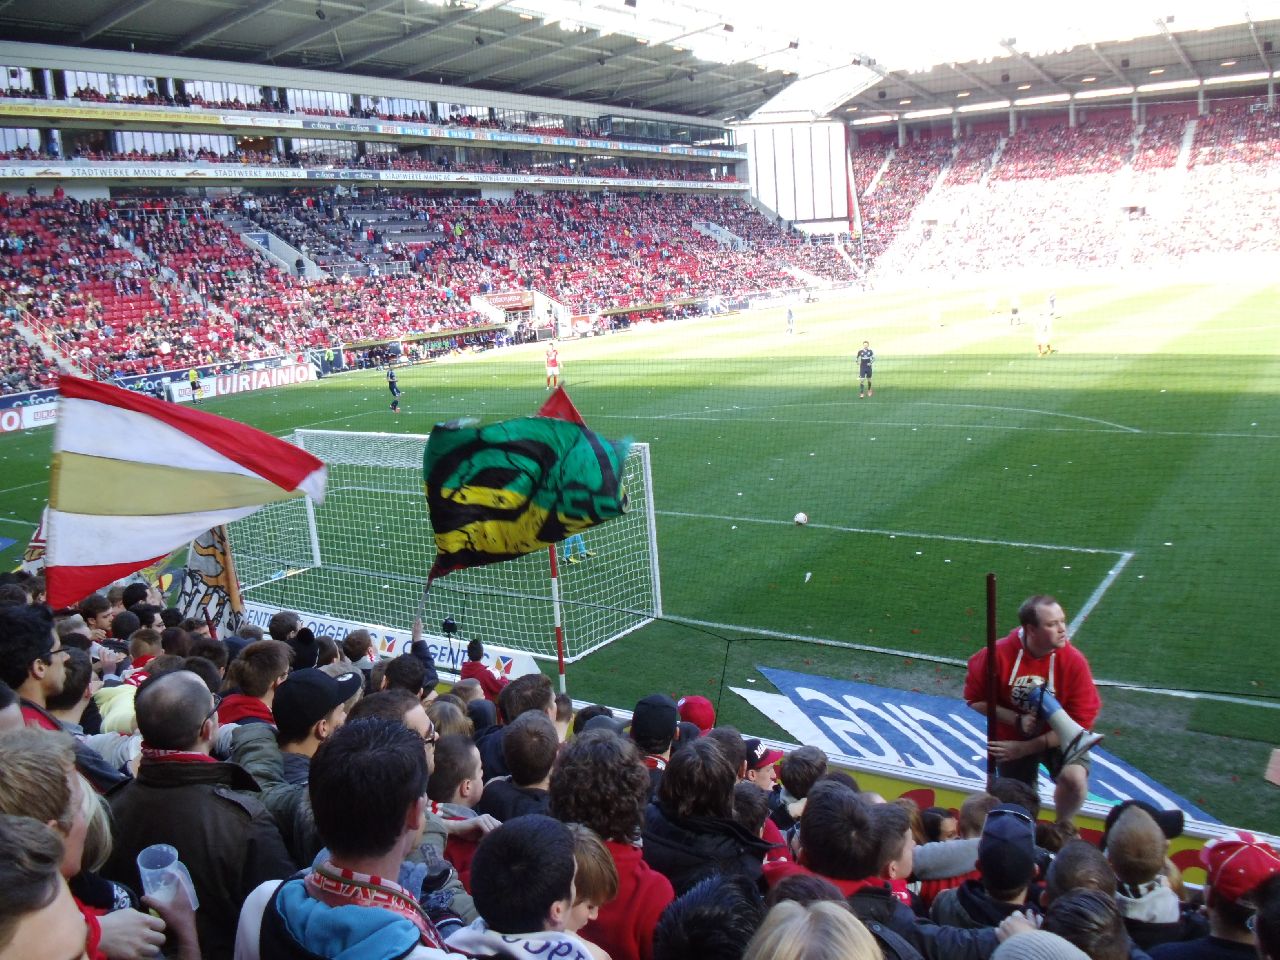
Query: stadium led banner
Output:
[[0, 162, 745, 191], [733, 666, 1216, 823], [0, 102, 226, 125], [240, 599, 541, 681], [0, 391, 59, 434], [0, 360, 319, 435], [483, 290, 535, 309]]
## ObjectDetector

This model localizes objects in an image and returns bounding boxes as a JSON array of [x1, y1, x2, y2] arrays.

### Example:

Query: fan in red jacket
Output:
[[965, 594, 1100, 825], [460, 638, 510, 702]]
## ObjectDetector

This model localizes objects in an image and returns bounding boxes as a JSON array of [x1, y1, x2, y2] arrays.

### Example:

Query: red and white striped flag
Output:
[[45, 375, 326, 608]]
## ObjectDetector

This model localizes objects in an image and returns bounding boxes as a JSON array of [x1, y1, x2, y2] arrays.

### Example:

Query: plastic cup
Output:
[[136, 844, 199, 910]]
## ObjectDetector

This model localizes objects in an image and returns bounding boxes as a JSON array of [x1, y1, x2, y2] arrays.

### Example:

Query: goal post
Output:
[[225, 429, 661, 664]]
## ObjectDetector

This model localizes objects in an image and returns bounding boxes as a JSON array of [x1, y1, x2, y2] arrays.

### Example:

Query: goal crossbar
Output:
[[226, 429, 661, 663]]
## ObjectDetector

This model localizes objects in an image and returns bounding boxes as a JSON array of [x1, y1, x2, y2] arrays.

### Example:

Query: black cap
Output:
[[630, 694, 678, 745], [273, 668, 362, 740]]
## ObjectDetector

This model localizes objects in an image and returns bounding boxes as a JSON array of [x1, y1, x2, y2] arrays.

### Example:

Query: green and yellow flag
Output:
[[424, 387, 631, 581]]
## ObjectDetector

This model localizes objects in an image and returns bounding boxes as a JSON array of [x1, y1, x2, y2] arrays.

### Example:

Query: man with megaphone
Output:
[[964, 595, 1103, 826]]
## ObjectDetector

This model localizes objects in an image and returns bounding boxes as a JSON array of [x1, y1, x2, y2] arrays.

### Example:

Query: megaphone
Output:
[[1023, 685, 1104, 766]]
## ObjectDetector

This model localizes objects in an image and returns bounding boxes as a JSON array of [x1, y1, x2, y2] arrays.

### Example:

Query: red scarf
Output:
[[306, 861, 454, 952], [141, 745, 218, 763], [642, 755, 667, 771], [216, 694, 275, 725]]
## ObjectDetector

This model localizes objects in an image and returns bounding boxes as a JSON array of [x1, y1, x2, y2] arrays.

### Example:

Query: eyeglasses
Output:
[[203, 695, 222, 726], [421, 730, 439, 747], [39, 644, 67, 665]]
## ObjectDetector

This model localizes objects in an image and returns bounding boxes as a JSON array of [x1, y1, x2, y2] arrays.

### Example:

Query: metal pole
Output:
[[985, 573, 999, 790], [548, 545, 567, 694]]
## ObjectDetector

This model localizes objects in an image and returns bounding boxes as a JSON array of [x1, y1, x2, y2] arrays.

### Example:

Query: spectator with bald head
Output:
[[103, 670, 295, 960]]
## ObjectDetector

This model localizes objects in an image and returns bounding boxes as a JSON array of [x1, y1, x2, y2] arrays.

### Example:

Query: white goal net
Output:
[[226, 429, 661, 662]]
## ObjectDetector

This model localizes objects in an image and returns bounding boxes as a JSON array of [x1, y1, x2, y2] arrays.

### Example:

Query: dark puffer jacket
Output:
[[640, 800, 774, 895], [930, 879, 1041, 929]]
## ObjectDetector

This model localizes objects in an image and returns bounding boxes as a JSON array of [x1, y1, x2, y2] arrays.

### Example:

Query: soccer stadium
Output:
[[0, 2, 1278, 956]]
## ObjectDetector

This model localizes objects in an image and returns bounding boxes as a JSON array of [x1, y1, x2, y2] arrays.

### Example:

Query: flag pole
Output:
[[548, 546, 567, 694], [985, 572, 998, 791]]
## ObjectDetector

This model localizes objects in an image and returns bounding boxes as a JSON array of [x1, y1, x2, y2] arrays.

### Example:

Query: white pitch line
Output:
[[0, 479, 47, 496], [596, 412, 1278, 441], [1068, 551, 1135, 635], [657, 510, 1129, 555], [272, 409, 387, 436], [0, 516, 37, 528], [663, 614, 1280, 709], [664, 614, 970, 666], [921, 402, 1143, 434]]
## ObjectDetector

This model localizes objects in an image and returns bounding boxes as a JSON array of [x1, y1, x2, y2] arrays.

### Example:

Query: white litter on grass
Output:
[[746, 678, 756, 683], [915, 551, 923, 555], [1138, 575, 1145, 579], [1063, 565, 1071, 570], [804, 572, 812, 583], [944, 559, 951, 563], [1164, 542, 1173, 546], [1252, 423, 1258, 427], [737, 492, 743, 496], [731, 526, 737, 530], [809, 452, 815, 456]]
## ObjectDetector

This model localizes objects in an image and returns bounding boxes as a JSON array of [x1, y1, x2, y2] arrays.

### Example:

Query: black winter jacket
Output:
[[103, 757, 297, 960], [640, 801, 773, 895]]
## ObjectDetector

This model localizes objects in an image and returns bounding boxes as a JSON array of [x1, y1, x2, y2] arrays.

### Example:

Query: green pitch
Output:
[[2, 278, 1277, 831]]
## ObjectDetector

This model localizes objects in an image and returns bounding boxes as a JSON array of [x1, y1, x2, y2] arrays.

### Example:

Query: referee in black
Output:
[[857, 341, 875, 398]]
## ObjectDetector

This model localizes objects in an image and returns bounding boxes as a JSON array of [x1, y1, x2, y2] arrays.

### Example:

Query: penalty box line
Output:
[[656, 508, 1134, 641]]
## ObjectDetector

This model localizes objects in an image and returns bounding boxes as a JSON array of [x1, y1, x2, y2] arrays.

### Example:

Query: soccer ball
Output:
[[794, 512, 809, 525]]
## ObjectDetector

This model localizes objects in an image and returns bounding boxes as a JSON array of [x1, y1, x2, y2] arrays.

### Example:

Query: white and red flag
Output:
[[45, 375, 326, 608]]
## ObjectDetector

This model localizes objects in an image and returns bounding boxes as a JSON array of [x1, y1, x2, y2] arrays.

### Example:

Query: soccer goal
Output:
[[225, 429, 662, 663]]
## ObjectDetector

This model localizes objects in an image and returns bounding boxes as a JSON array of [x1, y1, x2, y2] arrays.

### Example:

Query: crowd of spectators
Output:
[[1132, 114, 1190, 172], [858, 138, 953, 263], [0, 190, 837, 386], [850, 141, 892, 196], [1190, 100, 1280, 166], [0, 314, 58, 393], [866, 102, 1280, 278], [1, 576, 1277, 960], [991, 120, 1134, 181], [946, 133, 1002, 186]]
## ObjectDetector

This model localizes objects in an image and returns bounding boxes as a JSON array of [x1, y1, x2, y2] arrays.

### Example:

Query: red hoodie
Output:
[[583, 840, 674, 960], [460, 660, 509, 702]]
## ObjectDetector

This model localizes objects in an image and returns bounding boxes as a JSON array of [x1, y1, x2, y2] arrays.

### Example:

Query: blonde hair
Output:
[[0, 728, 75, 830], [76, 772, 113, 873], [566, 823, 619, 906], [1105, 806, 1167, 885], [744, 900, 882, 960], [426, 699, 474, 739]]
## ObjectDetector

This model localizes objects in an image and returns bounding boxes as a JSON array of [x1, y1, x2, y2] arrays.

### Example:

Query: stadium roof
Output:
[[1, 1, 1277, 121], [834, 17, 1280, 125], [0, 0, 809, 119]]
